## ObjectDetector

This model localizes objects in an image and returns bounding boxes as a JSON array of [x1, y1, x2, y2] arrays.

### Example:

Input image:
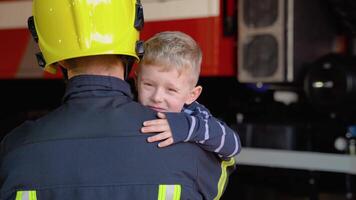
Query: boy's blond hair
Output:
[[139, 31, 202, 85]]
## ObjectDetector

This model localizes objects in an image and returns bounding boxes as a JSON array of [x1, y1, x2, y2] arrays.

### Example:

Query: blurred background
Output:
[[1, 0, 356, 199]]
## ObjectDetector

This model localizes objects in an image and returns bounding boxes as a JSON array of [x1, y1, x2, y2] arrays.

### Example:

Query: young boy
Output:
[[137, 31, 241, 158]]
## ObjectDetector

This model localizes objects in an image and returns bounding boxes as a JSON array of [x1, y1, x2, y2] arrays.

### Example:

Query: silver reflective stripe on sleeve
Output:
[[165, 185, 175, 199], [22, 191, 29, 200]]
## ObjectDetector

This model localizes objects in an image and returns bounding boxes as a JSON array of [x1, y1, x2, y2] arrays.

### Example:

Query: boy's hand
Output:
[[141, 112, 174, 147]]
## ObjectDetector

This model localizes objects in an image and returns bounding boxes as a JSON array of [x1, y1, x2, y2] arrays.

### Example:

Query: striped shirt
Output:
[[165, 101, 241, 158]]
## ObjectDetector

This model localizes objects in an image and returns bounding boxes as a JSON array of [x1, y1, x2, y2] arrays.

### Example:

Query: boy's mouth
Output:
[[148, 106, 166, 112]]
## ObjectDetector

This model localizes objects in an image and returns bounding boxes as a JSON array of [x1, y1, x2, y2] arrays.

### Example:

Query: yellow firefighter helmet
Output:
[[28, 0, 144, 74]]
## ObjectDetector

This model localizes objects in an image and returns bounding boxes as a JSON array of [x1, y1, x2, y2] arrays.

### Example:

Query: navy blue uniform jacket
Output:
[[0, 75, 235, 200]]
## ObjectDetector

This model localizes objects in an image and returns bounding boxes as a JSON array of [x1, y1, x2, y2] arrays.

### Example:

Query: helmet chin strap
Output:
[[60, 66, 69, 81], [124, 58, 134, 80]]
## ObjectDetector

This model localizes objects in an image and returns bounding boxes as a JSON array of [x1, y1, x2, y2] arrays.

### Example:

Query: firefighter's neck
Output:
[[60, 55, 125, 80]]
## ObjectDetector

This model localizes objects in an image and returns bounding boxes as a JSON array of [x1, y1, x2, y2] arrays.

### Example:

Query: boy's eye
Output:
[[143, 82, 153, 86], [168, 88, 178, 93]]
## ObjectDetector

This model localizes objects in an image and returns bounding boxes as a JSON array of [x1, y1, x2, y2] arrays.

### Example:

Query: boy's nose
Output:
[[151, 89, 164, 103]]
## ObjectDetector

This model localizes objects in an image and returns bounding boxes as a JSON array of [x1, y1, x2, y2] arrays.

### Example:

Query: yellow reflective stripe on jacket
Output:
[[158, 184, 181, 200], [214, 157, 236, 200], [15, 191, 37, 200], [173, 185, 181, 200]]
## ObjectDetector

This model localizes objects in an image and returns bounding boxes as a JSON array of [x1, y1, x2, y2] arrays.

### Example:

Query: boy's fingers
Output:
[[157, 112, 167, 119], [141, 123, 170, 133], [147, 132, 171, 142], [158, 137, 174, 147], [143, 119, 166, 126]]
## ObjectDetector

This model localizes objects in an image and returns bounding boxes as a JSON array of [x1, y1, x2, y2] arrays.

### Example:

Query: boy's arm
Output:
[[165, 102, 241, 158]]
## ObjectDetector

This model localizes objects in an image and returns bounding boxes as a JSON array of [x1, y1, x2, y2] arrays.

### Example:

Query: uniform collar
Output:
[[63, 75, 133, 102]]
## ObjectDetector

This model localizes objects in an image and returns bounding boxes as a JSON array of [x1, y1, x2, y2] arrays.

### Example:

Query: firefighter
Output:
[[0, 0, 235, 199]]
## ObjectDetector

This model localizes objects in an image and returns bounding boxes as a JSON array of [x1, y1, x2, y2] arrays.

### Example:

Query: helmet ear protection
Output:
[[27, 16, 38, 43], [28, 0, 145, 78], [134, 0, 145, 60], [134, 0, 144, 31], [28, 16, 47, 69]]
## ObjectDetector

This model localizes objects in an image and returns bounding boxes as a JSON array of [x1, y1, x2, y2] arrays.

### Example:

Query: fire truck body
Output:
[[0, 0, 236, 79]]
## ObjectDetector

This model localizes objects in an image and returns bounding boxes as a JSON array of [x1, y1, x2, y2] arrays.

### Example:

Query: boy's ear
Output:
[[185, 85, 203, 105]]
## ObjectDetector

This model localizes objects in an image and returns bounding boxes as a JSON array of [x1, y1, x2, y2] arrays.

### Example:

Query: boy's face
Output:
[[137, 64, 201, 112]]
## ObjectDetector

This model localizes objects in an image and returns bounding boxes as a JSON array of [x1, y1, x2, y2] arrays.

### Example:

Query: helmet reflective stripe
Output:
[[15, 191, 37, 200], [31, 0, 142, 74], [158, 185, 181, 200]]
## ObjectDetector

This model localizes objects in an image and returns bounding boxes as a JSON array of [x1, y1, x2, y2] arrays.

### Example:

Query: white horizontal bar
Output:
[[0, 1, 32, 29], [0, 0, 219, 30], [235, 147, 356, 174], [143, 0, 219, 22]]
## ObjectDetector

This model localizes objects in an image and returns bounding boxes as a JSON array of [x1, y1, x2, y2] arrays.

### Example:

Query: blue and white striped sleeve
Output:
[[165, 102, 241, 158]]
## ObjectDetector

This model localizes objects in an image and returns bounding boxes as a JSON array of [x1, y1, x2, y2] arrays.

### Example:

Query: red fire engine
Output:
[[0, 0, 236, 79]]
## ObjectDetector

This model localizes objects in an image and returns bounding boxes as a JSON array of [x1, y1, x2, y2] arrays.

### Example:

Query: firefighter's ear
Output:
[[58, 59, 77, 70], [185, 85, 202, 105], [58, 60, 68, 69]]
